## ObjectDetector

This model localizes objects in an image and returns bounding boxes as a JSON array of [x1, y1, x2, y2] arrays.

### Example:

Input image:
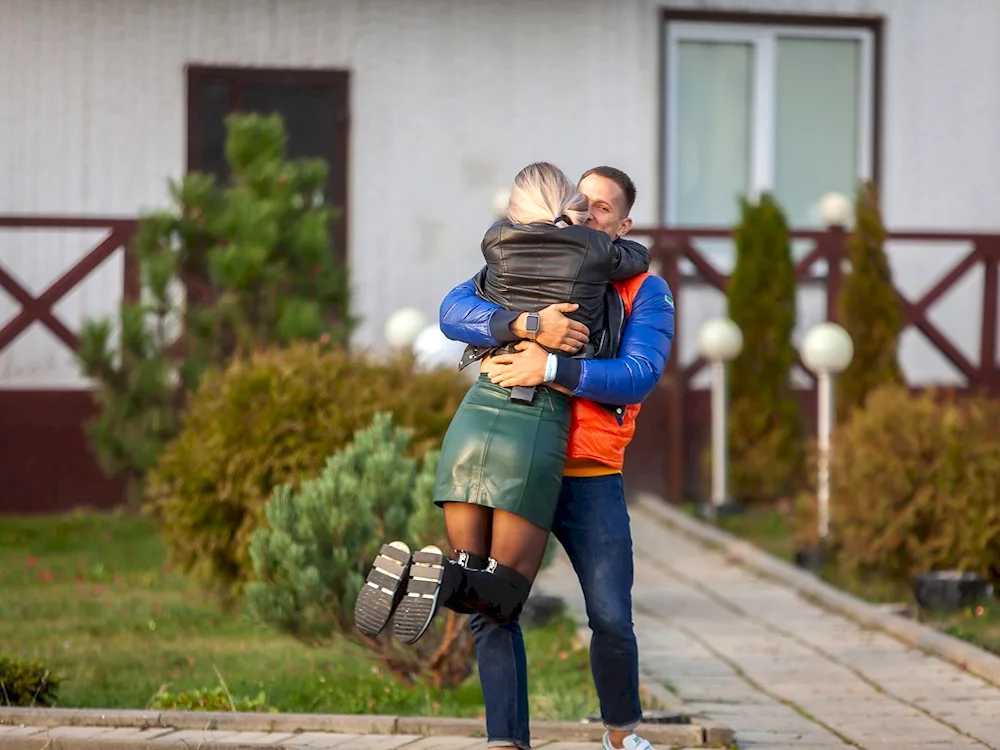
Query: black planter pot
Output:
[[794, 541, 828, 572], [913, 571, 994, 612], [696, 499, 744, 522]]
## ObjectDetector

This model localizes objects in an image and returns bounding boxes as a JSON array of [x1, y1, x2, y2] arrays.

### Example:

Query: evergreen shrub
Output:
[[146, 343, 467, 601]]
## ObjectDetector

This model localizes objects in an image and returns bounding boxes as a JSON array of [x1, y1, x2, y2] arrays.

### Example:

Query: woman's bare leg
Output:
[[487, 508, 550, 583], [443, 501, 492, 559]]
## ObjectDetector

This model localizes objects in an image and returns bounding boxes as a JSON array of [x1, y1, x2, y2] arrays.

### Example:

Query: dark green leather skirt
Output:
[[434, 375, 571, 531]]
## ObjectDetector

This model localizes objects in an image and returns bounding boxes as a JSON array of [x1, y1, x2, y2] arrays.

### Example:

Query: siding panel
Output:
[[1, 0, 998, 387]]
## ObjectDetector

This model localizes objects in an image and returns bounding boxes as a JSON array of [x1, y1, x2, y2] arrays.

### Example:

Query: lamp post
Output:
[[697, 317, 744, 520], [800, 322, 854, 555], [817, 191, 853, 230], [412, 324, 470, 377], [384, 307, 427, 352], [491, 188, 511, 221]]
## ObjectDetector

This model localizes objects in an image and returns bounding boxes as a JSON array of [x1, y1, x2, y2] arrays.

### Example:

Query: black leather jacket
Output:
[[460, 221, 650, 367]]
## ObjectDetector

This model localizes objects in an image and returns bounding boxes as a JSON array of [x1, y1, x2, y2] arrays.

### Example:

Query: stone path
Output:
[[537, 501, 1000, 750], [0, 727, 603, 749]]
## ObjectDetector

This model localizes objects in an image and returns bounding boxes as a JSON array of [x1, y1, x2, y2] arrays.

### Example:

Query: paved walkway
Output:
[[537, 501, 1000, 750], [0, 728, 601, 749]]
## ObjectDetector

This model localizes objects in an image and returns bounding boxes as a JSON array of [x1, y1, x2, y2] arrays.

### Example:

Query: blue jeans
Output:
[[469, 474, 642, 749]]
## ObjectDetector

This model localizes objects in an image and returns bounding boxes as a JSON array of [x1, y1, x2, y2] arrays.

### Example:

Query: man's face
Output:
[[578, 174, 632, 239]]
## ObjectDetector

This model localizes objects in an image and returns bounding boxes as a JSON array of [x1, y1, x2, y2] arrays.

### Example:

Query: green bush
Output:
[[246, 414, 474, 689], [146, 342, 467, 601], [803, 386, 1000, 581], [836, 182, 904, 421], [0, 655, 60, 707], [79, 112, 351, 502], [727, 194, 804, 502]]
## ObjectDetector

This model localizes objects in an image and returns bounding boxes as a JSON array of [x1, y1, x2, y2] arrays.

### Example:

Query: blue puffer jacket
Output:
[[439, 267, 675, 406]]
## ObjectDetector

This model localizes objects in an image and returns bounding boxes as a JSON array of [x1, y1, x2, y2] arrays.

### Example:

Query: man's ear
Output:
[[618, 216, 633, 237]]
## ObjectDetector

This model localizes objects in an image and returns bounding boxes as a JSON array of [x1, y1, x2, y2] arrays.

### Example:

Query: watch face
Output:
[[526, 313, 540, 332]]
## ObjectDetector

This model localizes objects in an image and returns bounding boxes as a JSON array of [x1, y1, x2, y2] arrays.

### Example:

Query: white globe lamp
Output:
[[413, 324, 466, 373], [698, 317, 744, 363], [817, 191, 853, 229], [491, 187, 511, 221], [801, 322, 854, 375], [800, 322, 854, 549], [384, 307, 427, 351], [696, 317, 744, 520]]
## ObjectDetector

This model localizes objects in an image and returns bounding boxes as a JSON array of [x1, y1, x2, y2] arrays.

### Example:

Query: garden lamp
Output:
[[385, 307, 427, 351], [817, 191, 853, 229], [413, 324, 468, 375], [491, 188, 511, 221], [697, 317, 744, 520], [800, 322, 854, 541]]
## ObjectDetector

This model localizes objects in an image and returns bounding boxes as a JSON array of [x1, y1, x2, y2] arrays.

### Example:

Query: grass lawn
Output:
[[702, 504, 1000, 657], [0, 512, 597, 718]]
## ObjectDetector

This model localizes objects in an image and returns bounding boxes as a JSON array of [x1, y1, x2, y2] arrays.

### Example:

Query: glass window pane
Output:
[[194, 80, 231, 182], [242, 83, 344, 204], [773, 38, 861, 227], [674, 41, 753, 227]]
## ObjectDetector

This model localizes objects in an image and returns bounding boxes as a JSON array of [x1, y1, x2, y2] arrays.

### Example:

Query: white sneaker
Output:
[[602, 733, 654, 750]]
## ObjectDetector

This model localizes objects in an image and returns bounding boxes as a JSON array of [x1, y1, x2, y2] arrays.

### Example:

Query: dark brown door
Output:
[[186, 66, 350, 262]]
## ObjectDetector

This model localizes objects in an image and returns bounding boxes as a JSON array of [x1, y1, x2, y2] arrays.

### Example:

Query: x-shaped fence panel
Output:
[[0, 217, 139, 361], [633, 225, 1000, 504]]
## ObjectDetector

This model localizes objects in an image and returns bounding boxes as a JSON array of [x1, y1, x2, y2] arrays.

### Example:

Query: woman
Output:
[[354, 162, 648, 644]]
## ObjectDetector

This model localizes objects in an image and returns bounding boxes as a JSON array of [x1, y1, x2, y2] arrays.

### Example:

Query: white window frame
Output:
[[663, 21, 875, 224]]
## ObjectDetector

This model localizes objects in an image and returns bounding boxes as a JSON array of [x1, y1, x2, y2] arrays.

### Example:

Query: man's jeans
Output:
[[469, 474, 642, 749]]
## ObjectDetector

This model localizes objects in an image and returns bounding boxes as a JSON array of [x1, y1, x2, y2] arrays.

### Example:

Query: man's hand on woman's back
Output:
[[510, 303, 590, 352]]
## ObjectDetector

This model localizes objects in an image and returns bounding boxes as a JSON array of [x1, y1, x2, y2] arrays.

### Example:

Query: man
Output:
[[439, 166, 675, 750]]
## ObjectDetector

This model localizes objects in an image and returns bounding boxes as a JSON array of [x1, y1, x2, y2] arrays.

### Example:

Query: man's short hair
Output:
[[580, 166, 637, 215]]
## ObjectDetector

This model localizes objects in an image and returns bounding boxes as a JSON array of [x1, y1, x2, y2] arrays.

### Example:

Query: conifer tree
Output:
[[727, 194, 804, 502], [836, 181, 904, 420], [245, 414, 474, 688], [78, 113, 351, 501]]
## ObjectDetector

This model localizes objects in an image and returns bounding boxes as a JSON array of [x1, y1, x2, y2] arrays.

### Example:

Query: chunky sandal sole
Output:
[[393, 548, 446, 644], [354, 542, 412, 638]]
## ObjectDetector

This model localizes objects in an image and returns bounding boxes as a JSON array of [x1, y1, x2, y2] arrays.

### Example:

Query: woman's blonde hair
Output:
[[506, 162, 589, 226]]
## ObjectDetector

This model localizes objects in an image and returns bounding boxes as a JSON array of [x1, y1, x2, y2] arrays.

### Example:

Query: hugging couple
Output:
[[354, 163, 675, 750]]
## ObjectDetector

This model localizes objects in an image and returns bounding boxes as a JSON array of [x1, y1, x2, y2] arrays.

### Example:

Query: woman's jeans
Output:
[[470, 474, 642, 749]]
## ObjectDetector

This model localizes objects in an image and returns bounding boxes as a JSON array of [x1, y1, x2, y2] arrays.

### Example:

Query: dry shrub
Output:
[[797, 386, 1000, 581]]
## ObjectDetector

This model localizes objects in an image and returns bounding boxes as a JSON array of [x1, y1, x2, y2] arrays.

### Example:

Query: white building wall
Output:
[[1, 0, 998, 388]]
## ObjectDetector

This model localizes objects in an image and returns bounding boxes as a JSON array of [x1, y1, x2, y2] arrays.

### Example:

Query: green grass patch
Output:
[[716, 505, 797, 562], [0, 512, 597, 717], [929, 601, 1000, 656]]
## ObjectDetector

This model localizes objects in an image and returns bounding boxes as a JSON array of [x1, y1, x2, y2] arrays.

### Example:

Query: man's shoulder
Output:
[[611, 271, 659, 298], [617, 272, 671, 294], [611, 272, 673, 316]]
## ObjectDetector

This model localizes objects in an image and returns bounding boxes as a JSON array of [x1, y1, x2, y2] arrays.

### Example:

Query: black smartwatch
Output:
[[524, 312, 540, 340]]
